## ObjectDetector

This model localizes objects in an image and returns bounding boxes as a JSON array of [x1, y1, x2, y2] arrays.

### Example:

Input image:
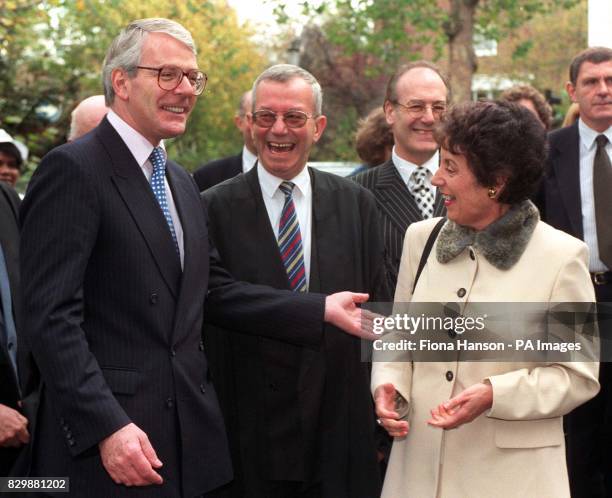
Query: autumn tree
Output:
[[0, 0, 266, 188]]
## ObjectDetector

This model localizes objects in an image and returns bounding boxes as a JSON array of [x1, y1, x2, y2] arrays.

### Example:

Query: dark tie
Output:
[[278, 181, 307, 292], [149, 147, 180, 256], [0, 243, 18, 377], [593, 134, 612, 268], [410, 168, 434, 219]]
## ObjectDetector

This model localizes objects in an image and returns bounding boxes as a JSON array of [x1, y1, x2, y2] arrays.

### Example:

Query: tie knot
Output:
[[279, 181, 295, 197], [149, 147, 166, 172], [596, 134, 609, 148]]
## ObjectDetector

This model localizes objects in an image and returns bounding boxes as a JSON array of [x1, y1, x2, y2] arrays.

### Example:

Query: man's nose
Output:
[[270, 115, 288, 134]]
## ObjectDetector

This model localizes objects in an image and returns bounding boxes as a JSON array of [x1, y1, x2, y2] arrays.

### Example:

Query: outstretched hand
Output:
[[324, 292, 378, 340], [427, 382, 493, 430]]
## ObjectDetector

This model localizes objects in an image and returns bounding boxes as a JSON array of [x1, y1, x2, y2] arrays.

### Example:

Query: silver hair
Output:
[[251, 64, 323, 115], [102, 18, 196, 106]]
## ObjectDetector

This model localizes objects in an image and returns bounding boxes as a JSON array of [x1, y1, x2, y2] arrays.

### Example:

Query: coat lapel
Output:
[[97, 119, 182, 298], [551, 123, 583, 238]]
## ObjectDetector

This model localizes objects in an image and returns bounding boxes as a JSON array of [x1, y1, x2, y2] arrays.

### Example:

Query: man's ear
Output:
[[313, 115, 327, 142], [383, 100, 395, 126], [112, 68, 131, 102], [566, 81, 576, 103]]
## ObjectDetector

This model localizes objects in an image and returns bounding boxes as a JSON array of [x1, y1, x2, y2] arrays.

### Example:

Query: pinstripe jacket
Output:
[[353, 159, 445, 289]]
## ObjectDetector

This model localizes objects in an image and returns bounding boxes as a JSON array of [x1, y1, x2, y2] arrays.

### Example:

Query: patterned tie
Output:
[[0, 244, 18, 377], [410, 167, 434, 219], [594, 134, 612, 268], [278, 181, 307, 292], [149, 147, 180, 256]]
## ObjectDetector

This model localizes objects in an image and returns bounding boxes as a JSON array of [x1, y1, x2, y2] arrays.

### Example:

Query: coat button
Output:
[[199, 340, 204, 351], [166, 397, 174, 408], [65, 431, 72, 439], [200, 384, 206, 394], [149, 293, 158, 305], [469, 249, 475, 260], [445, 371, 454, 382], [170, 347, 176, 357], [457, 288, 466, 298], [68, 439, 76, 447]]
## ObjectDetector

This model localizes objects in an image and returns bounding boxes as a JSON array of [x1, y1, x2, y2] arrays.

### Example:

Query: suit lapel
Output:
[[552, 124, 583, 238], [374, 160, 423, 235], [97, 119, 182, 298], [244, 166, 290, 289]]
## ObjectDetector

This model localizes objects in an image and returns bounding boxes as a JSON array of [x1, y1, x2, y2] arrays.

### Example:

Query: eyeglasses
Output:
[[392, 100, 447, 117], [136, 65, 207, 95], [251, 110, 315, 129]]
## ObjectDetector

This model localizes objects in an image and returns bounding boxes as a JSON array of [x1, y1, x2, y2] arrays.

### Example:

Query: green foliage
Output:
[[1, 0, 267, 191]]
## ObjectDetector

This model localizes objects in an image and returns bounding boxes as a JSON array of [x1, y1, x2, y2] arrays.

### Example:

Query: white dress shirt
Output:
[[242, 145, 257, 174], [578, 118, 612, 272], [392, 147, 439, 198], [258, 164, 312, 287], [106, 110, 184, 268]]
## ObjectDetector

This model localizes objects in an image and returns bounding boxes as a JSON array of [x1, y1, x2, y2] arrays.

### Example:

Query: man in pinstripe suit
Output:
[[353, 61, 448, 290]]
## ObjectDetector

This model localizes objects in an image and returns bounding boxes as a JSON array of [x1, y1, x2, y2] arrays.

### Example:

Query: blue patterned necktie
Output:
[[149, 147, 180, 256], [0, 243, 18, 377], [278, 181, 307, 292]]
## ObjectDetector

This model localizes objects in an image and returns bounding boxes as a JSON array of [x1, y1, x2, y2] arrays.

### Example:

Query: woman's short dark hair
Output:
[[434, 100, 546, 205], [0, 143, 23, 170]]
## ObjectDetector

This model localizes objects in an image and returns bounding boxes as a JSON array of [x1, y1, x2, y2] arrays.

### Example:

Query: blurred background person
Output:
[[373, 101, 599, 498], [500, 84, 553, 130], [67, 95, 109, 142], [0, 130, 27, 188], [193, 90, 257, 191], [350, 107, 394, 176]]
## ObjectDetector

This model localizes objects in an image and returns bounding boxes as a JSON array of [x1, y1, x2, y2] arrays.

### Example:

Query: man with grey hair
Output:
[[20, 21, 375, 498], [67, 95, 109, 141], [203, 64, 387, 498], [193, 90, 257, 191]]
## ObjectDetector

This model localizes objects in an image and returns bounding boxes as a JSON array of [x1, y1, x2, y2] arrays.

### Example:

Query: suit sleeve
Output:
[[487, 242, 600, 420], [20, 149, 130, 456], [202, 197, 325, 349]]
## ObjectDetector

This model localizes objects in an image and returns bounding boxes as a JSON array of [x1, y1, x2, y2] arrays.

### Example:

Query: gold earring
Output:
[[487, 187, 497, 199]]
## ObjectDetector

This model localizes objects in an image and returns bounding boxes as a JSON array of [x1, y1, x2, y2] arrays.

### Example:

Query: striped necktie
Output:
[[149, 147, 180, 256], [594, 134, 612, 268], [410, 167, 434, 219], [278, 181, 307, 292]]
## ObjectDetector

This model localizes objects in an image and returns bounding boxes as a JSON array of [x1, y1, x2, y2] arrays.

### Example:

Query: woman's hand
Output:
[[427, 382, 493, 430], [374, 383, 409, 438]]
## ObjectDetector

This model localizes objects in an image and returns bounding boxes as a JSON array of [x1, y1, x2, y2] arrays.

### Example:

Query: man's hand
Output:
[[0, 403, 29, 447], [374, 383, 409, 438], [427, 382, 493, 430], [324, 292, 377, 339], [99, 423, 163, 487]]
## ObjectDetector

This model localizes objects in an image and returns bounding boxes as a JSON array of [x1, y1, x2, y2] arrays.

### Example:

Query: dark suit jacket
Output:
[[0, 182, 22, 474], [193, 153, 242, 192], [19, 118, 326, 497], [203, 166, 389, 498], [535, 122, 583, 240], [352, 159, 445, 289]]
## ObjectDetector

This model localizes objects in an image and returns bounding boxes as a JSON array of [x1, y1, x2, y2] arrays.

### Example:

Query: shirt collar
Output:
[[392, 146, 439, 183], [258, 162, 311, 200], [578, 118, 612, 151], [106, 109, 166, 167], [242, 145, 258, 173]]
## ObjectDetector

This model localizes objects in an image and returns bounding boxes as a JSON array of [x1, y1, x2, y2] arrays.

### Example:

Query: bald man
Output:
[[67, 95, 109, 142]]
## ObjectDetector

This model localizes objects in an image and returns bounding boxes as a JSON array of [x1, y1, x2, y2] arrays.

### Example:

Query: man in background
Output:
[[353, 61, 447, 290], [67, 94, 109, 141], [193, 90, 257, 191], [0, 130, 27, 188], [536, 46, 612, 498]]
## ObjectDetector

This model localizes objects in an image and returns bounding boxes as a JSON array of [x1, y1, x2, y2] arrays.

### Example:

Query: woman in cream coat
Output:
[[372, 101, 599, 498]]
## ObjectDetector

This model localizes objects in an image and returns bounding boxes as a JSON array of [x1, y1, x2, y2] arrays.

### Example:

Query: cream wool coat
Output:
[[372, 216, 600, 498]]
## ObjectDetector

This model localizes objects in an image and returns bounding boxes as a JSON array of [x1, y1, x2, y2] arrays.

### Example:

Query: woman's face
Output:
[[432, 147, 508, 230]]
